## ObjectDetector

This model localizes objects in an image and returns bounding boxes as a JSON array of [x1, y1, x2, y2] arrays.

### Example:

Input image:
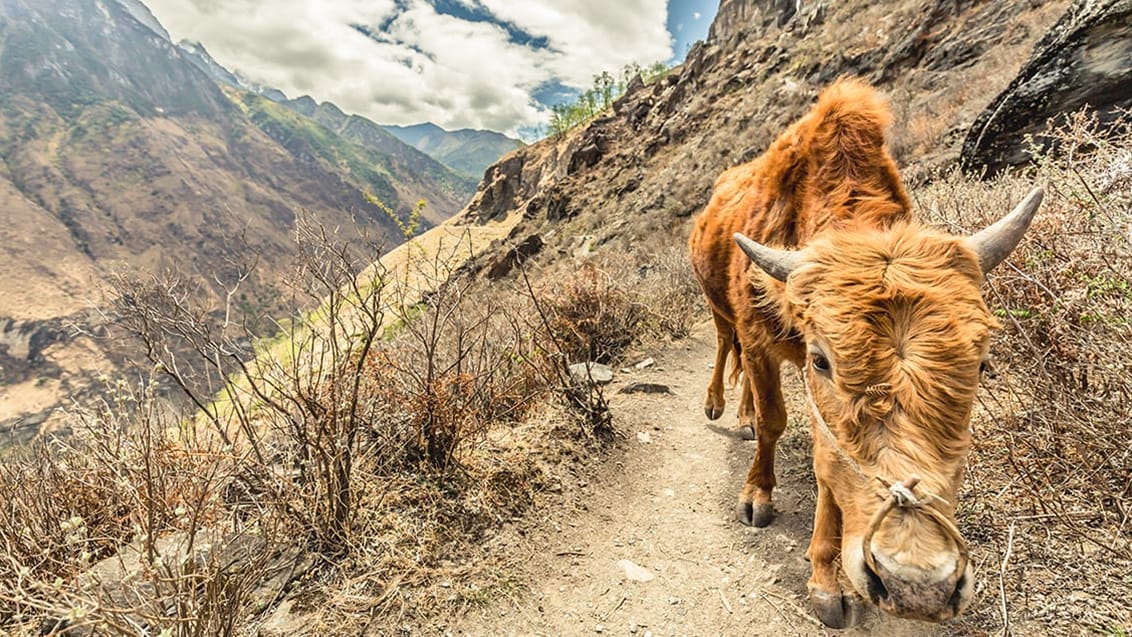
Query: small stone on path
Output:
[[634, 357, 656, 370], [617, 559, 656, 582]]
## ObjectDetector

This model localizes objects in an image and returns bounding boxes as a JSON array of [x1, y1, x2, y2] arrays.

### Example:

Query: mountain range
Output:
[[0, 0, 514, 440], [178, 40, 523, 183], [385, 122, 523, 180]]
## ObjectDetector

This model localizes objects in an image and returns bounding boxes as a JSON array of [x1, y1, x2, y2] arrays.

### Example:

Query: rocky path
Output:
[[452, 322, 941, 637]]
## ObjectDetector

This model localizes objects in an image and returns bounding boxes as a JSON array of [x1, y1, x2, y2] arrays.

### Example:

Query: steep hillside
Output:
[[234, 92, 474, 228], [385, 122, 524, 180], [177, 40, 476, 227], [0, 0, 468, 440], [458, 0, 1070, 270], [282, 99, 476, 226]]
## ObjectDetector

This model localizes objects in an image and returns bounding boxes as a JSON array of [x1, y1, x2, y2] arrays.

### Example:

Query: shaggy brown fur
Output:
[[689, 77, 998, 625]]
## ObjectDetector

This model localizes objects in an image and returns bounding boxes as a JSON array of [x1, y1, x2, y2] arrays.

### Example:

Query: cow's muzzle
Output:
[[846, 477, 974, 621], [861, 547, 973, 621]]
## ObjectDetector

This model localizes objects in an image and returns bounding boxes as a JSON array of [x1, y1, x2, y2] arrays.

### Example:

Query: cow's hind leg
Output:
[[807, 479, 865, 628], [735, 352, 786, 527], [703, 310, 733, 420], [736, 372, 756, 440]]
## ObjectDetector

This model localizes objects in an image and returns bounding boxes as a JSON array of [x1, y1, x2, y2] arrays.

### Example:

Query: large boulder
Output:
[[961, 0, 1132, 175]]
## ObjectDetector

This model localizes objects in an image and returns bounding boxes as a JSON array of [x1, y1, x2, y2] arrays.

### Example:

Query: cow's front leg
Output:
[[735, 353, 784, 526], [807, 478, 864, 628]]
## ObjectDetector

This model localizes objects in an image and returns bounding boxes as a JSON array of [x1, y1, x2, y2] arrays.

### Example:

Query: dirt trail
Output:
[[453, 321, 945, 637]]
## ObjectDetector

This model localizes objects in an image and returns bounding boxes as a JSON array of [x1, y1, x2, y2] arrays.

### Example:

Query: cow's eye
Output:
[[810, 352, 831, 375]]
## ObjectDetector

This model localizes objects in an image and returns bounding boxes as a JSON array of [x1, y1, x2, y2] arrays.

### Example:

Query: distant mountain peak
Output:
[[384, 123, 523, 180], [173, 39, 518, 181], [178, 39, 242, 88], [112, 0, 172, 41]]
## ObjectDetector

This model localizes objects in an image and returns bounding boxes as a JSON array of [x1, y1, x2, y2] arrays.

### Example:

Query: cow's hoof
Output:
[[736, 500, 774, 527], [809, 589, 865, 629], [737, 424, 756, 440], [704, 405, 724, 420]]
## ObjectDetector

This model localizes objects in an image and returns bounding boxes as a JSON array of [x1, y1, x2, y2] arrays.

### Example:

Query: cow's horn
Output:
[[733, 233, 802, 282], [966, 187, 1044, 274]]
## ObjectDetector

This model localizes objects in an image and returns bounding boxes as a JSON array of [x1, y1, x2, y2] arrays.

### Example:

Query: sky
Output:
[[143, 0, 718, 139]]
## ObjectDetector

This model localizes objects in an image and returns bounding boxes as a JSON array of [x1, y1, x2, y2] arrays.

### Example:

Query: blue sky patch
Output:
[[429, 0, 552, 49], [667, 0, 717, 63]]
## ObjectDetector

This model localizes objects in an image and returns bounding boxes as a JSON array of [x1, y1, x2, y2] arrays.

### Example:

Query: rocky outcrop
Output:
[[44, 530, 310, 636], [0, 318, 67, 377], [467, 153, 529, 222], [485, 234, 544, 280], [709, 0, 799, 40], [961, 0, 1132, 175]]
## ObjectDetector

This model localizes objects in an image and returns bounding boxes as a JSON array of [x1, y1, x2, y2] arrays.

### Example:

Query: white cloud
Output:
[[693, 11, 702, 19], [143, 0, 673, 136]]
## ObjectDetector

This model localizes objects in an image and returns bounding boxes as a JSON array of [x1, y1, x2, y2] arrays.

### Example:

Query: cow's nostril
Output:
[[948, 571, 967, 611], [864, 554, 888, 603]]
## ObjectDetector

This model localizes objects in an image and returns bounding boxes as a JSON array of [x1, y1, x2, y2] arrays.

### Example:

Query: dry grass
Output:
[[914, 111, 1132, 634], [0, 209, 700, 634]]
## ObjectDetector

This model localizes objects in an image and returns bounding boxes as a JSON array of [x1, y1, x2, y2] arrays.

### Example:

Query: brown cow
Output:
[[688, 78, 1042, 627]]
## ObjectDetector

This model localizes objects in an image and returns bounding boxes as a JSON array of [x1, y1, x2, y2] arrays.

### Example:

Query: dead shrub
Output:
[[533, 245, 704, 365], [537, 260, 647, 364], [0, 382, 257, 636], [632, 243, 706, 340], [376, 276, 545, 471], [916, 109, 1132, 633]]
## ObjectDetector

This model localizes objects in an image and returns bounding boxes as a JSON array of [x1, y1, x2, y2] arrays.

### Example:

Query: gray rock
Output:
[[634, 357, 656, 370], [568, 362, 614, 385], [50, 530, 310, 636], [260, 599, 312, 637], [485, 234, 543, 280], [961, 0, 1132, 175]]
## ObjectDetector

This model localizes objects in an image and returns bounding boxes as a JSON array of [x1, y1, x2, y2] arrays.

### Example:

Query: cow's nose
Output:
[[863, 550, 973, 621]]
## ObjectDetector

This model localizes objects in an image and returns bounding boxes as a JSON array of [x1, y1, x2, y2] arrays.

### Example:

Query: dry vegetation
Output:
[[0, 218, 703, 635]]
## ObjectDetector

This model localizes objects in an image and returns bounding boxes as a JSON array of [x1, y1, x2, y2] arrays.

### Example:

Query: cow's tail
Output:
[[728, 332, 742, 387]]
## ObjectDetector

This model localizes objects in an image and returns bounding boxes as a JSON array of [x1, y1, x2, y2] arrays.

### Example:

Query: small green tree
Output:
[[595, 71, 615, 110], [546, 61, 671, 140]]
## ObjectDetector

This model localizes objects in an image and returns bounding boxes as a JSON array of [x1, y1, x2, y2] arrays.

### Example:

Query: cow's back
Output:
[[689, 77, 912, 325]]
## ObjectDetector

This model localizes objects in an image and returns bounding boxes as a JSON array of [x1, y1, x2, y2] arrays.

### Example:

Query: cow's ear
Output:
[[733, 233, 802, 282], [965, 187, 1043, 274]]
